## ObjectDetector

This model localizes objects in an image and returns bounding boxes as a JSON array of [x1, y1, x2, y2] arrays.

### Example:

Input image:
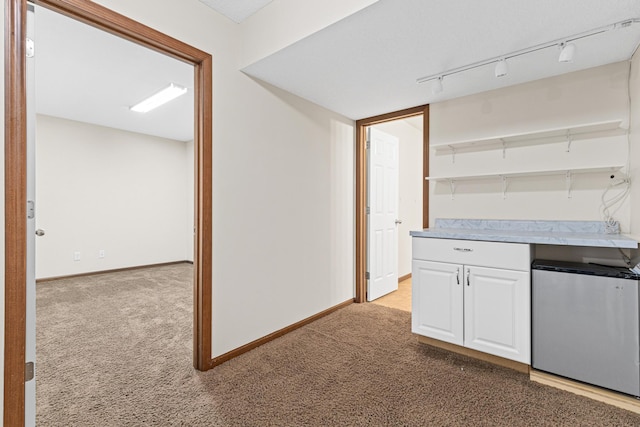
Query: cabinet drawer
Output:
[[412, 238, 530, 271]]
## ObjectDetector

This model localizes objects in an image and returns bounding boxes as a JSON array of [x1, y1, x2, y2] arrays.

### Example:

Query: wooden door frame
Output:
[[4, 0, 213, 424], [354, 105, 429, 303]]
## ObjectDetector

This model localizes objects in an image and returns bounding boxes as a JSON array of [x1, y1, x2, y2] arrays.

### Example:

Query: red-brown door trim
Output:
[[354, 105, 429, 303], [4, 1, 213, 425]]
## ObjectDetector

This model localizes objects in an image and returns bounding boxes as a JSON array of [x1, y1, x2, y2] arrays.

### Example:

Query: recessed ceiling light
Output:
[[130, 83, 187, 113]]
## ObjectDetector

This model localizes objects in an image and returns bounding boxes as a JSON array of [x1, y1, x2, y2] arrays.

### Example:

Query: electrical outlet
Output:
[[99, 250, 105, 259], [73, 251, 81, 261]]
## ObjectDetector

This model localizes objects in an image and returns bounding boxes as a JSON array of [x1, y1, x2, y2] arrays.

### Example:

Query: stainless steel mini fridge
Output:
[[532, 259, 640, 397]]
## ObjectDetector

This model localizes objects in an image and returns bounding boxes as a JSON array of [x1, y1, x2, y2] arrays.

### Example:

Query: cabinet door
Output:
[[412, 260, 464, 345], [464, 266, 530, 363]]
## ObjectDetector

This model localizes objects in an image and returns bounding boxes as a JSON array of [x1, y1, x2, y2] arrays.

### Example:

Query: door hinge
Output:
[[26, 38, 35, 58], [365, 271, 370, 280], [366, 140, 370, 150], [25, 362, 34, 382], [27, 200, 35, 219], [366, 207, 370, 214]]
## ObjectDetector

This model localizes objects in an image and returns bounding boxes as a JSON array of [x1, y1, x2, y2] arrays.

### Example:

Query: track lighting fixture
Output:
[[415, 18, 639, 92], [432, 76, 443, 94], [558, 42, 576, 63], [494, 59, 508, 77]]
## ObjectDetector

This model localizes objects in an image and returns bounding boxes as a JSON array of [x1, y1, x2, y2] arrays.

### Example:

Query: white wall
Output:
[[240, 0, 378, 68], [35, 115, 192, 279], [186, 139, 195, 261], [86, 0, 355, 357], [430, 62, 631, 232], [373, 120, 423, 278]]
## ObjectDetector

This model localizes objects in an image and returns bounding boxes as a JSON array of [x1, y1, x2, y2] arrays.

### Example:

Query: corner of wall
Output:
[[239, 0, 378, 68]]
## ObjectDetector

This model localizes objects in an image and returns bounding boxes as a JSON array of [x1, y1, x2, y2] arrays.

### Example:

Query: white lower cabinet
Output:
[[412, 260, 464, 345], [463, 265, 530, 362], [412, 238, 531, 364]]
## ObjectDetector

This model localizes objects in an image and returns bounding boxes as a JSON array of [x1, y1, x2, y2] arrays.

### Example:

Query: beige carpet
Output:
[[37, 264, 640, 426]]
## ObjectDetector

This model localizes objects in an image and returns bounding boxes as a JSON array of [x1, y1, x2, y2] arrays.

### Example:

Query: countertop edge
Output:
[[410, 229, 638, 249]]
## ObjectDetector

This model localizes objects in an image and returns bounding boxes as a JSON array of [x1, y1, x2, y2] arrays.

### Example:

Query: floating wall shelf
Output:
[[426, 165, 624, 199], [432, 119, 626, 161]]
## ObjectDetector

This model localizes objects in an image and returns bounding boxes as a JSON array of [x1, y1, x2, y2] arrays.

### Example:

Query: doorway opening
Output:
[[31, 4, 197, 423], [5, 1, 212, 424], [354, 105, 429, 305]]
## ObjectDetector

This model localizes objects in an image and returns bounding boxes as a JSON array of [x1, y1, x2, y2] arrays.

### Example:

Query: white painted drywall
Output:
[[35, 115, 192, 279], [240, 0, 378, 68], [186, 139, 195, 262], [83, 0, 355, 357], [372, 120, 423, 278], [430, 62, 631, 232]]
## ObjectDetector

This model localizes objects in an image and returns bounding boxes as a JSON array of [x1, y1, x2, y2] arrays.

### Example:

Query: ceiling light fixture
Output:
[[416, 18, 639, 87], [432, 76, 443, 94], [558, 42, 576, 62], [494, 59, 508, 77], [130, 83, 187, 113]]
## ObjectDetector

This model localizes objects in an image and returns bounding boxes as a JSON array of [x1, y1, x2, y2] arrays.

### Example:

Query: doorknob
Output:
[[395, 219, 403, 225], [35, 229, 45, 237]]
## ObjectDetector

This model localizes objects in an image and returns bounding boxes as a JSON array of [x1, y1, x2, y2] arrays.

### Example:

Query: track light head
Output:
[[494, 59, 508, 77], [432, 76, 443, 94], [559, 42, 576, 62]]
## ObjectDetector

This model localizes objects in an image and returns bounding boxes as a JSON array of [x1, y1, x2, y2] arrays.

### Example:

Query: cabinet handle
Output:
[[466, 268, 470, 286], [456, 268, 460, 285], [453, 247, 473, 252]]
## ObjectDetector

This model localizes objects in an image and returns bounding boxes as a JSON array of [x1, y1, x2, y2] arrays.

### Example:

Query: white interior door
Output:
[[25, 3, 37, 425], [367, 127, 399, 301]]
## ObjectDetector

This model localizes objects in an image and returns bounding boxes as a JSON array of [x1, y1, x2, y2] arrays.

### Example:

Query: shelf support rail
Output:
[[449, 179, 456, 200], [501, 175, 508, 199], [501, 138, 507, 159], [565, 130, 573, 152], [566, 170, 573, 198], [449, 145, 456, 163]]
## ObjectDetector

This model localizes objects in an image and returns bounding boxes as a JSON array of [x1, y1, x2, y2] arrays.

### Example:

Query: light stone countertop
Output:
[[410, 219, 638, 249]]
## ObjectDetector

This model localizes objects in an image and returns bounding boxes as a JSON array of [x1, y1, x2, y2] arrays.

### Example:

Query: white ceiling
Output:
[[33, 1, 640, 140], [35, 6, 194, 142], [198, 0, 273, 23], [243, 0, 640, 120]]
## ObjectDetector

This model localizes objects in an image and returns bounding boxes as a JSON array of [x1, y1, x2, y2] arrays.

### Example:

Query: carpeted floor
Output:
[[37, 263, 640, 426]]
